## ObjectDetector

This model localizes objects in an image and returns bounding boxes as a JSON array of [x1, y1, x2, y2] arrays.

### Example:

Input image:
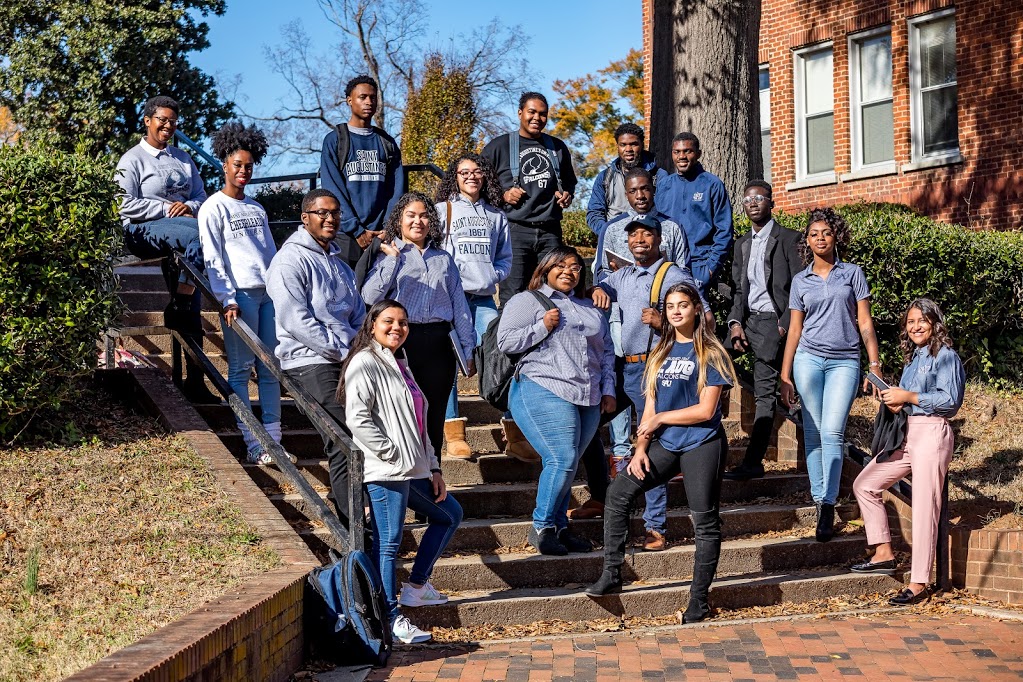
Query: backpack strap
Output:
[[540, 134, 564, 192], [445, 200, 453, 243], [646, 261, 674, 354], [372, 125, 399, 172], [335, 123, 351, 170], [508, 132, 520, 186]]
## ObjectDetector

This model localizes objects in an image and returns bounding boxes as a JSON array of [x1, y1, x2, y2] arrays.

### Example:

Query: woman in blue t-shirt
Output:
[[586, 282, 736, 624], [779, 208, 880, 543]]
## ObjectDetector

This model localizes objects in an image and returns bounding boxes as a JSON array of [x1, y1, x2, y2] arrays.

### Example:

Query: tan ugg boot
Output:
[[501, 418, 541, 462], [443, 418, 473, 460]]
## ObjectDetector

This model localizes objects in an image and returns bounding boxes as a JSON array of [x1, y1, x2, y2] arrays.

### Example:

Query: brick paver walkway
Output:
[[367, 613, 1023, 681]]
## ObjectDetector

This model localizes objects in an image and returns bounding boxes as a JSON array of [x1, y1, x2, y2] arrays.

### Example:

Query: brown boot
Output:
[[643, 529, 666, 552], [443, 418, 473, 460], [501, 418, 541, 462], [568, 499, 604, 520]]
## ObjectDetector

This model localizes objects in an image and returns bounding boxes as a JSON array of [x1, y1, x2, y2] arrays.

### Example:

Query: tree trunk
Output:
[[649, 0, 763, 201]]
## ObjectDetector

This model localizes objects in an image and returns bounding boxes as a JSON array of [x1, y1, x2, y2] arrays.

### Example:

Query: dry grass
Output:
[[0, 388, 281, 681], [846, 383, 1023, 530]]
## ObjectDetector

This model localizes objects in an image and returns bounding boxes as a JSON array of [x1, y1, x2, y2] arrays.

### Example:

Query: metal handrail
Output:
[[173, 130, 223, 173]]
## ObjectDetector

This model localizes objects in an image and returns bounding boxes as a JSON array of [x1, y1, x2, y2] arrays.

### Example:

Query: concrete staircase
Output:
[[114, 260, 902, 630]]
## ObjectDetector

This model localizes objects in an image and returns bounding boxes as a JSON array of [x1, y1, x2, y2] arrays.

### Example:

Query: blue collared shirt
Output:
[[497, 284, 615, 406], [362, 238, 475, 360], [899, 345, 965, 418], [788, 259, 871, 360], [594, 209, 691, 284], [599, 258, 709, 357]]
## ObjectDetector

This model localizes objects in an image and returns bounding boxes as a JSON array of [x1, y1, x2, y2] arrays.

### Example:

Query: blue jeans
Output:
[[123, 216, 204, 284], [366, 478, 463, 623], [221, 288, 281, 424], [445, 293, 499, 420], [792, 350, 860, 505], [510, 377, 601, 531], [608, 316, 632, 459], [622, 361, 668, 533]]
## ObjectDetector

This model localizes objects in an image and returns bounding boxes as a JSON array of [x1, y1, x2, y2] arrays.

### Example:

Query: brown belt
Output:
[[624, 354, 648, 364]]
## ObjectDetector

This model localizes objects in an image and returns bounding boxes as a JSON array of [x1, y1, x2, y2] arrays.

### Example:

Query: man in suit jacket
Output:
[[724, 180, 803, 480]]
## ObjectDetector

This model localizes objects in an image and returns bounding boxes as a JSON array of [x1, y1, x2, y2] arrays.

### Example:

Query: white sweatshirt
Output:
[[198, 191, 278, 306]]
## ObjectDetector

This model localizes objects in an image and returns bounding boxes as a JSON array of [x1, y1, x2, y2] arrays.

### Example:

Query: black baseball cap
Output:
[[624, 215, 661, 234]]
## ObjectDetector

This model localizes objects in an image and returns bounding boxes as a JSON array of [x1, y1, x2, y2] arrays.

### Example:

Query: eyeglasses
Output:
[[149, 114, 179, 127], [304, 209, 342, 219], [553, 264, 583, 274], [741, 195, 769, 206], [457, 169, 484, 178]]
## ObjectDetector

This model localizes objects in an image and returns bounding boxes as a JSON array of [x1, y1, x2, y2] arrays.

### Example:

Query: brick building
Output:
[[641, 0, 1023, 229]]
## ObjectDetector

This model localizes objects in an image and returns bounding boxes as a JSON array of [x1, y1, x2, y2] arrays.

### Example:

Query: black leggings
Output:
[[602, 428, 727, 619], [402, 322, 456, 465]]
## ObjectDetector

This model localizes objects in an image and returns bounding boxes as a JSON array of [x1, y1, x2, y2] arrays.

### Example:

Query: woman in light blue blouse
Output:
[[497, 245, 617, 556], [779, 208, 881, 543], [850, 299, 965, 606]]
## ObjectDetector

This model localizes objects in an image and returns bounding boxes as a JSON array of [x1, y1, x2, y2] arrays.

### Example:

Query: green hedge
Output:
[[562, 209, 596, 248], [0, 142, 123, 439]]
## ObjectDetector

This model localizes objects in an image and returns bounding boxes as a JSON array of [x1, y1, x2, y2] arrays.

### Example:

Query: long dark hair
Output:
[[799, 207, 851, 265], [527, 245, 587, 298], [434, 152, 503, 207], [336, 299, 409, 404], [383, 191, 443, 248], [899, 298, 953, 362]]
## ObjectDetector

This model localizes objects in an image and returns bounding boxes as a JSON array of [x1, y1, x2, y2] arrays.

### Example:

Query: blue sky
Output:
[[191, 0, 641, 173]]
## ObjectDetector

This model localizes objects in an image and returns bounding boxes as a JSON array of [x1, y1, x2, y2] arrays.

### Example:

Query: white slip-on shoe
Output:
[[399, 581, 448, 607]]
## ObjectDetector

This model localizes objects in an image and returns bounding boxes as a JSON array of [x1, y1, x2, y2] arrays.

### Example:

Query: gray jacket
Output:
[[266, 227, 366, 370]]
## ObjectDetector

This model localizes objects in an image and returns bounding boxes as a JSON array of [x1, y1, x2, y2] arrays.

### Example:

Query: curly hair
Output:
[[143, 96, 178, 118], [899, 298, 954, 362], [799, 207, 851, 264], [345, 75, 378, 97], [518, 91, 548, 110], [383, 191, 443, 247], [211, 121, 270, 163], [527, 245, 587, 298], [614, 122, 645, 142], [433, 152, 503, 207]]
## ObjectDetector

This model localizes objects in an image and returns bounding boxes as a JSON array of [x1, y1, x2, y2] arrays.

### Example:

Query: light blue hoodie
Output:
[[266, 227, 366, 370]]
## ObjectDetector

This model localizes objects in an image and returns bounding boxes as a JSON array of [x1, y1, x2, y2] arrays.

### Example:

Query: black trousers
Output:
[[499, 221, 562, 307], [284, 362, 351, 522], [402, 322, 456, 464], [333, 231, 364, 270], [602, 429, 727, 618], [743, 311, 784, 465], [579, 356, 633, 504]]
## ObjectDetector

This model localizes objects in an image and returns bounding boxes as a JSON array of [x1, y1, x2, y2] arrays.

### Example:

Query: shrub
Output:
[[562, 209, 596, 248], [0, 142, 122, 440], [254, 183, 304, 224]]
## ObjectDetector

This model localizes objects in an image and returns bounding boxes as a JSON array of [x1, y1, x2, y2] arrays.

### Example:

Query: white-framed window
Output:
[[793, 43, 835, 180], [759, 66, 771, 183], [909, 9, 959, 162], [849, 27, 894, 170]]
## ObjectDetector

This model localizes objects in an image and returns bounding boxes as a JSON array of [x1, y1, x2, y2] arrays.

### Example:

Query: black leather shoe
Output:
[[528, 526, 568, 556], [849, 559, 897, 575], [557, 527, 594, 553], [584, 569, 622, 596], [723, 463, 765, 481], [815, 502, 835, 542], [889, 587, 929, 606], [681, 606, 709, 624]]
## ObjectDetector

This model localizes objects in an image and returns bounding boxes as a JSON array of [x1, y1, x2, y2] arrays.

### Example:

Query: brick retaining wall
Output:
[[952, 527, 1023, 606]]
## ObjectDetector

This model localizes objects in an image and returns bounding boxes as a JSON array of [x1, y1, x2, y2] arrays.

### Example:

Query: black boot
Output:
[[815, 502, 835, 543], [683, 510, 722, 623], [558, 527, 594, 553], [528, 526, 568, 556], [584, 568, 622, 596]]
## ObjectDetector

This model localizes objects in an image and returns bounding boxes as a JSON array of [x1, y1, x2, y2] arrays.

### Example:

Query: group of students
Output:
[[114, 77, 966, 645]]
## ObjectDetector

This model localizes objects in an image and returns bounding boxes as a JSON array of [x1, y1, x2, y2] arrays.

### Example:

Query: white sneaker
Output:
[[246, 448, 298, 465], [391, 615, 431, 644], [399, 581, 448, 607]]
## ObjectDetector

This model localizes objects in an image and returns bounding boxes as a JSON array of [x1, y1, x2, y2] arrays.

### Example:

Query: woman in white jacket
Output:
[[337, 299, 463, 645]]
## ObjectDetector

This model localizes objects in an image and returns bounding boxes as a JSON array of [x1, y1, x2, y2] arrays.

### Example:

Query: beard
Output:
[[621, 156, 641, 170]]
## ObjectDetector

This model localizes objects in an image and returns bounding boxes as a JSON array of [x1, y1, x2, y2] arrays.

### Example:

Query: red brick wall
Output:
[[952, 528, 1023, 605], [644, 0, 1023, 229]]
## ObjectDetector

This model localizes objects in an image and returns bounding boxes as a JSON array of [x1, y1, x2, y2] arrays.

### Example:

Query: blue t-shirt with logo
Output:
[[653, 340, 731, 453]]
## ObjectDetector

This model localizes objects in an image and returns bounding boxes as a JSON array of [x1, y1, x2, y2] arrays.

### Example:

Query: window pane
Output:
[[920, 17, 956, 88], [803, 50, 834, 114], [759, 69, 770, 91], [761, 131, 772, 183], [806, 113, 835, 174], [862, 100, 894, 164], [859, 33, 892, 102], [923, 84, 959, 153], [760, 86, 771, 129]]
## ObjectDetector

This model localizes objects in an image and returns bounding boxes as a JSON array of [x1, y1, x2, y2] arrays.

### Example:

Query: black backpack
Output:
[[474, 290, 555, 411], [335, 123, 401, 177]]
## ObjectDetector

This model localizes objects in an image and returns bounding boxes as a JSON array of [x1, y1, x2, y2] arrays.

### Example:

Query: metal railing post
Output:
[[171, 335, 183, 387], [348, 453, 365, 552], [936, 475, 951, 591]]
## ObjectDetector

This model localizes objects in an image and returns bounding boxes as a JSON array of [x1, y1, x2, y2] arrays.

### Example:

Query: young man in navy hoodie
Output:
[[655, 132, 733, 295], [586, 123, 668, 237], [319, 75, 406, 268]]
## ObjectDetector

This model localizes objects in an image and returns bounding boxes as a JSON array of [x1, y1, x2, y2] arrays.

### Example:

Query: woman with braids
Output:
[[362, 192, 476, 462], [434, 153, 512, 459], [339, 299, 462, 644], [850, 299, 964, 605], [498, 246, 617, 556], [198, 121, 292, 463], [586, 282, 735, 624], [779, 208, 881, 542]]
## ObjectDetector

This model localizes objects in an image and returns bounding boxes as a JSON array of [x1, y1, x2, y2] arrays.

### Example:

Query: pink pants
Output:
[[852, 415, 954, 584]]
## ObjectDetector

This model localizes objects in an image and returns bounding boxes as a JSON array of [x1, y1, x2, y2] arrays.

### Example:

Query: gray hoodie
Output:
[[266, 227, 366, 370], [437, 194, 512, 297]]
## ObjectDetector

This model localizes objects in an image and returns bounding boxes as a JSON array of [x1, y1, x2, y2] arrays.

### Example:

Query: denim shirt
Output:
[[899, 344, 965, 418], [497, 284, 615, 407]]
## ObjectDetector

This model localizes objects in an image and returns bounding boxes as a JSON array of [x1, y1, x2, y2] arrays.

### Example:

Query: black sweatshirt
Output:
[[481, 133, 578, 225]]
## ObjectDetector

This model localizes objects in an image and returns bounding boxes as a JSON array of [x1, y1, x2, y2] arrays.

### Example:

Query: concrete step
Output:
[[268, 473, 809, 522], [397, 533, 868, 592], [118, 290, 221, 312], [403, 569, 903, 629], [115, 333, 225, 355], [115, 264, 168, 292], [302, 502, 859, 556], [119, 310, 222, 329]]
